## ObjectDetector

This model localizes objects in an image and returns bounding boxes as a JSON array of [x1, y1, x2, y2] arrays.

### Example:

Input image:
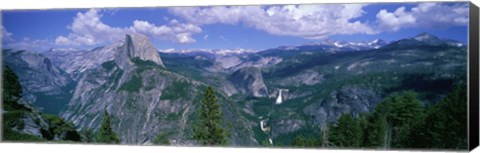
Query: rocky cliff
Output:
[[228, 67, 268, 97], [61, 33, 256, 145], [3, 49, 75, 114]]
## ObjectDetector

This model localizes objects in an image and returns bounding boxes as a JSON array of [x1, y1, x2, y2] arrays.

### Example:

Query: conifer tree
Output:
[[193, 86, 227, 145], [328, 113, 362, 148], [412, 86, 467, 149], [365, 91, 424, 148], [96, 108, 120, 144], [364, 113, 388, 148], [3, 66, 28, 111]]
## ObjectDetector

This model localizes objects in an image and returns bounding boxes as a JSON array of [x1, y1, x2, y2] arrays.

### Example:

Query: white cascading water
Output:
[[275, 89, 283, 104]]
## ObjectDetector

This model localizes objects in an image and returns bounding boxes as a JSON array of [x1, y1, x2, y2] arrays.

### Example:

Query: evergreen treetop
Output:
[[96, 107, 120, 144], [193, 86, 228, 146]]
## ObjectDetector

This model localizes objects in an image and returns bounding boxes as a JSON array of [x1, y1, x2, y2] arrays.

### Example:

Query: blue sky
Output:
[[1, 2, 469, 52]]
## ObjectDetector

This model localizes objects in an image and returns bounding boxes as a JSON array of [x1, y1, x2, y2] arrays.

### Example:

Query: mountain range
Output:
[[2, 32, 467, 146]]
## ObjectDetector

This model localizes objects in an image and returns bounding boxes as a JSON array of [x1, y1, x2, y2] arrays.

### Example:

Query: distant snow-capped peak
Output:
[[158, 48, 256, 56], [278, 38, 388, 51]]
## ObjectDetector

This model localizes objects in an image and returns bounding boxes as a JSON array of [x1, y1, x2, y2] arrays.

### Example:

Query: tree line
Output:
[[290, 87, 467, 150]]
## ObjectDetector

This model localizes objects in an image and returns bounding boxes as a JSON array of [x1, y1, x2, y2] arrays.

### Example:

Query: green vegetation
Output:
[[119, 74, 143, 92], [291, 134, 319, 147], [2, 66, 30, 112], [406, 86, 467, 149], [132, 57, 159, 67], [2, 66, 82, 142], [42, 114, 81, 141], [378, 91, 425, 148], [153, 132, 170, 145], [2, 110, 46, 142], [101, 61, 116, 71], [258, 87, 466, 150], [125, 97, 138, 111], [324, 88, 467, 150], [193, 86, 228, 145], [363, 112, 388, 148], [261, 138, 272, 147], [328, 113, 362, 148], [79, 129, 96, 143], [96, 108, 120, 144], [2, 127, 46, 142], [161, 81, 192, 100]]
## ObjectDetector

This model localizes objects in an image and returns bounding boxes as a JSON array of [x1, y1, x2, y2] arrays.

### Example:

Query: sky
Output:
[[1, 2, 470, 52]]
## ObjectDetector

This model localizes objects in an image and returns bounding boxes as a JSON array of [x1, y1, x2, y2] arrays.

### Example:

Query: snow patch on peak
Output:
[[158, 48, 257, 56], [414, 33, 439, 41]]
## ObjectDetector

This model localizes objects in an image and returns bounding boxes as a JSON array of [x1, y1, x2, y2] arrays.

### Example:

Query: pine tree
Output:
[[364, 112, 388, 148], [414, 86, 467, 149], [193, 86, 228, 145], [328, 113, 362, 148], [2, 66, 29, 111], [388, 91, 424, 148], [96, 108, 120, 144], [370, 91, 424, 148]]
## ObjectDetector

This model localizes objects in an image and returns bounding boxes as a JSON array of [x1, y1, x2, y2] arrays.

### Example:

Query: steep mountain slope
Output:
[[3, 49, 75, 114], [2, 66, 80, 142], [43, 44, 120, 80], [3, 32, 466, 147], [228, 67, 268, 97], [232, 33, 467, 145], [61, 34, 256, 145]]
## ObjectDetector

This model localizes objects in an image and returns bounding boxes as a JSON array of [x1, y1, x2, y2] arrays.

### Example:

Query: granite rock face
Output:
[[3, 50, 74, 114], [61, 34, 256, 145], [303, 86, 381, 128], [228, 67, 268, 97]]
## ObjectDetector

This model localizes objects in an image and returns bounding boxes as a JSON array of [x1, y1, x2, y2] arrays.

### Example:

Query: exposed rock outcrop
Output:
[[3, 49, 74, 114], [228, 67, 268, 97], [303, 86, 381, 128], [119, 33, 165, 68], [61, 34, 256, 145]]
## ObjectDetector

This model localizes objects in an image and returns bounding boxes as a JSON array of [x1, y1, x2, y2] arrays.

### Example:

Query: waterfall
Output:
[[275, 90, 283, 104]]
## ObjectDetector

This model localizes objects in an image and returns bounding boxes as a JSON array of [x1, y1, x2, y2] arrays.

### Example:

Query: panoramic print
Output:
[[1, 2, 469, 150]]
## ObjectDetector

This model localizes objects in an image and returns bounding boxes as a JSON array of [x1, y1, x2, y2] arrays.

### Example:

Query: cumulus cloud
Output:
[[130, 19, 201, 43], [376, 2, 468, 31], [55, 9, 124, 46], [55, 9, 202, 47], [169, 4, 377, 40]]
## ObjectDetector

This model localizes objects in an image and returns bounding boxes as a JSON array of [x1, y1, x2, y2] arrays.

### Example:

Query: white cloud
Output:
[[376, 2, 468, 32], [55, 9, 202, 47], [1, 26, 13, 43], [130, 19, 201, 44], [55, 9, 126, 46], [4, 37, 54, 51], [169, 4, 377, 40], [219, 35, 228, 41], [2, 26, 54, 51], [203, 34, 209, 40]]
